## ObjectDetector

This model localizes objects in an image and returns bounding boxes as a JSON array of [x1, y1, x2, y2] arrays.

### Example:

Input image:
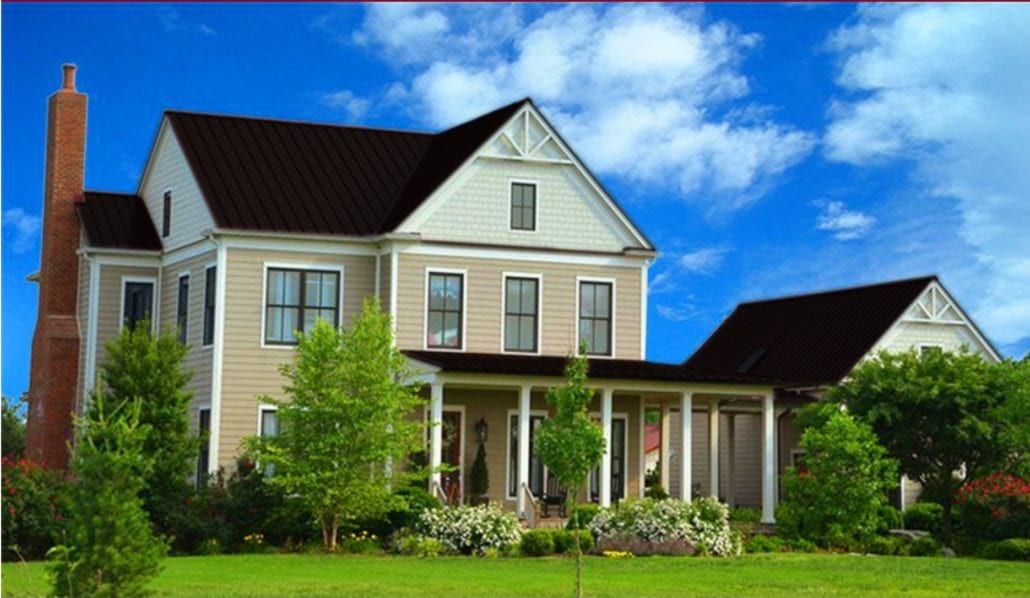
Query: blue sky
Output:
[[3, 3, 1029, 398]]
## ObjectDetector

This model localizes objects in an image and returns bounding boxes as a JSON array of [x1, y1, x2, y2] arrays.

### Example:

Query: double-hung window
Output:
[[259, 407, 279, 476], [510, 183, 536, 231], [176, 274, 189, 344], [426, 272, 463, 349], [578, 281, 613, 356], [203, 266, 216, 346], [264, 268, 340, 345], [504, 276, 539, 353], [122, 280, 154, 330]]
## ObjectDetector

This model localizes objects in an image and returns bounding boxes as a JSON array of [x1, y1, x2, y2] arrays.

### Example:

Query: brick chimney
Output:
[[25, 64, 87, 469]]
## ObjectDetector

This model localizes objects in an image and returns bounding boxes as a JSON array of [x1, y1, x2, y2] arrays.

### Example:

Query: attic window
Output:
[[736, 349, 767, 373], [162, 191, 172, 238], [510, 183, 536, 231]]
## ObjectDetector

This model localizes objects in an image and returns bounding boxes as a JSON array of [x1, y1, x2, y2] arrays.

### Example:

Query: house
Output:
[[681, 275, 1001, 509], [23, 65, 996, 527]]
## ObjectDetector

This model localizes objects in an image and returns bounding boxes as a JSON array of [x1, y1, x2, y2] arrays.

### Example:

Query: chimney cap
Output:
[[61, 64, 76, 91]]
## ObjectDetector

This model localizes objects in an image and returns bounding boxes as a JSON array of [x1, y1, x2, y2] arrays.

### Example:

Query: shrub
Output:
[[1, 456, 69, 560], [552, 529, 593, 554], [745, 535, 785, 553], [955, 473, 1030, 543], [393, 532, 447, 557], [416, 504, 522, 555], [730, 507, 763, 524], [877, 505, 904, 532], [520, 530, 555, 557], [979, 538, 1030, 561], [363, 485, 441, 541], [644, 485, 670, 500], [904, 502, 944, 536], [787, 538, 818, 553], [566, 503, 601, 530], [337, 530, 381, 554], [589, 497, 737, 557], [908, 535, 942, 557], [864, 535, 905, 556], [777, 411, 898, 548]]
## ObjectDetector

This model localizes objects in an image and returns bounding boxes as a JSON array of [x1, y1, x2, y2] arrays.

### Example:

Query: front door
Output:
[[441, 410, 463, 504]]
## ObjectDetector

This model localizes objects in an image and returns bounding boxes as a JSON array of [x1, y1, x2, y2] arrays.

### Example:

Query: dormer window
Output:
[[510, 183, 536, 231], [162, 191, 172, 238]]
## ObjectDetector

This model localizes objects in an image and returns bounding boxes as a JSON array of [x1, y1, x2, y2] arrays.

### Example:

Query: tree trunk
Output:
[[941, 488, 954, 546], [330, 515, 340, 553], [570, 491, 583, 598]]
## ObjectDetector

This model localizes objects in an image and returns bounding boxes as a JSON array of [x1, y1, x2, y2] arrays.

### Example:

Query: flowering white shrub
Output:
[[589, 497, 740, 557], [415, 504, 522, 555]]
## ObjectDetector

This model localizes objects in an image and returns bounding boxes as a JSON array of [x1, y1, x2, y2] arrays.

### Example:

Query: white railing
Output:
[[520, 482, 539, 528]]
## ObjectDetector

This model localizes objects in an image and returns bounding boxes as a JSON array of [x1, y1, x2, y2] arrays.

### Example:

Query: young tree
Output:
[[535, 351, 605, 598], [245, 298, 425, 551], [49, 393, 166, 597], [100, 322, 197, 540], [831, 348, 1026, 543], [2, 394, 26, 458]]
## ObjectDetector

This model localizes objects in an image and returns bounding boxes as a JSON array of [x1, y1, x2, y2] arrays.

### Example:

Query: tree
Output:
[[245, 298, 425, 551], [49, 393, 166, 597], [99, 322, 197, 540], [535, 351, 605, 598], [831, 348, 1027, 543], [777, 409, 898, 547], [468, 442, 489, 503], [2, 394, 26, 458]]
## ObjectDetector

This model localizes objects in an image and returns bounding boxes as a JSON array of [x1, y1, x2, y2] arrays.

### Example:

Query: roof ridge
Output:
[[163, 109, 434, 137], [737, 275, 938, 307]]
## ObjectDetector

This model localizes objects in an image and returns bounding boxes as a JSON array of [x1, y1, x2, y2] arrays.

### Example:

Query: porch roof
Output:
[[403, 350, 792, 386]]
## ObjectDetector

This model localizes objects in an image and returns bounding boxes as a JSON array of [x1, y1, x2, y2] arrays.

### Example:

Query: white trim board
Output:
[[118, 275, 158, 333]]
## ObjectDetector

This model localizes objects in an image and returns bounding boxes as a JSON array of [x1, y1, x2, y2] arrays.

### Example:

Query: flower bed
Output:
[[588, 497, 740, 557], [414, 504, 522, 555]]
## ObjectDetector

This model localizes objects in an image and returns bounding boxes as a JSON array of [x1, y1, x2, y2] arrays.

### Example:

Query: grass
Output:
[[3, 552, 1028, 597]]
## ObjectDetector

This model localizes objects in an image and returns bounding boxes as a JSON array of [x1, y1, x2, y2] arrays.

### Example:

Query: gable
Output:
[[138, 119, 215, 251], [868, 281, 1000, 362], [397, 104, 652, 253]]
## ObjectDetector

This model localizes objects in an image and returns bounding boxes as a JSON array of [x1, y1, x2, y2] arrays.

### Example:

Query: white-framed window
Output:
[[502, 273, 541, 353], [577, 278, 615, 356], [120, 276, 156, 331], [263, 268, 341, 345], [510, 182, 537, 231], [203, 265, 216, 347], [257, 405, 280, 476], [917, 342, 944, 356], [176, 272, 189, 344], [425, 269, 466, 350]]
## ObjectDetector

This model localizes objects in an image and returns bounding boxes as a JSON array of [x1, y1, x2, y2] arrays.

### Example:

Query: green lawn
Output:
[[3, 553, 1027, 597]]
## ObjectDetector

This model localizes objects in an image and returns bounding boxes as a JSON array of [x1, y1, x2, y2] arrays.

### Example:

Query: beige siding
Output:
[[395, 254, 643, 359], [216, 248, 376, 468], [76, 253, 91, 410], [379, 253, 391, 315], [94, 264, 160, 375], [140, 121, 215, 252], [158, 251, 216, 417]]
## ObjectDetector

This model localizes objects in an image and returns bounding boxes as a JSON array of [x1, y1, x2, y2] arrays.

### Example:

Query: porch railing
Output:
[[520, 482, 539, 528]]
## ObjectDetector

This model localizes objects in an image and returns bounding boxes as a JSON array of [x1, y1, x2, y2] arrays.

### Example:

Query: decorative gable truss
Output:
[[903, 283, 965, 324], [484, 108, 573, 164]]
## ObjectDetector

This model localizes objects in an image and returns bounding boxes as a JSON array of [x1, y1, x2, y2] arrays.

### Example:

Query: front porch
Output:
[[407, 351, 793, 525]]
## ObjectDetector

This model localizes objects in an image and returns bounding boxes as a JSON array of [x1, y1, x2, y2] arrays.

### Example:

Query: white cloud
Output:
[[353, 4, 814, 214], [2, 208, 41, 254], [656, 303, 699, 323], [823, 4, 1030, 345], [813, 199, 875, 240], [158, 7, 216, 36], [322, 89, 371, 121], [679, 246, 729, 275]]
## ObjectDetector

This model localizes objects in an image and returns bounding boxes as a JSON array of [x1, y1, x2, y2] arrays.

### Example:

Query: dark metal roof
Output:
[[404, 350, 790, 386], [165, 99, 525, 236], [77, 191, 161, 250], [684, 276, 938, 386]]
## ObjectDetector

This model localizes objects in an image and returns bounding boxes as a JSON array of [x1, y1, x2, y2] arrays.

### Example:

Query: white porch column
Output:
[[679, 392, 693, 501], [762, 393, 776, 524], [429, 382, 444, 491], [709, 400, 720, 500], [725, 413, 736, 508], [660, 403, 671, 490], [600, 388, 614, 507], [517, 384, 531, 517]]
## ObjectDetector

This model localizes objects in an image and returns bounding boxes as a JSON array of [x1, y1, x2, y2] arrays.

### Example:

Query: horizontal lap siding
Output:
[[666, 410, 765, 508], [95, 264, 160, 374], [217, 248, 375, 468], [76, 254, 90, 410], [141, 123, 215, 252], [159, 251, 216, 421], [395, 254, 642, 359]]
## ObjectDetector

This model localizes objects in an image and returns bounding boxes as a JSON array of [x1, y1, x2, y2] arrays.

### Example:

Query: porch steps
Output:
[[535, 517, 569, 530]]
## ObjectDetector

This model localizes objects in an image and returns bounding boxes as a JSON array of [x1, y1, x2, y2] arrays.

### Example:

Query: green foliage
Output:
[[552, 530, 593, 554], [393, 532, 447, 557], [468, 442, 489, 500], [590, 498, 737, 556], [245, 299, 425, 551], [730, 507, 763, 524], [908, 535, 942, 557], [565, 503, 600, 530], [99, 323, 197, 541], [777, 410, 898, 548], [1, 456, 69, 560], [831, 348, 1028, 541], [954, 473, 1030, 544], [644, 484, 669, 500], [533, 351, 606, 596], [520, 530, 555, 557], [2, 395, 26, 458], [415, 504, 522, 555], [745, 535, 785, 553], [359, 485, 440, 541], [48, 394, 166, 597], [904, 502, 944, 536], [979, 538, 1030, 561], [863, 536, 904, 556], [877, 505, 904, 532]]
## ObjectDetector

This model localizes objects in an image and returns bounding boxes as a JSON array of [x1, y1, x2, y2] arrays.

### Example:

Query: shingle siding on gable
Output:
[[141, 124, 214, 252], [873, 320, 987, 357], [412, 158, 635, 253]]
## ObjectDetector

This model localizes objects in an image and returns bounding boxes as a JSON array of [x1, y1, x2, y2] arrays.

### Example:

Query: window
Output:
[[919, 344, 943, 356], [510, 183, 536, 231], [426, 272, 463, 349], [122, 280, 154, 330], [196, 408, 210, 487], [177, 275, 189, 344], [162, 191, 172, 238], [579, 281, 613, 356], [504, 276, 539, 352], [264, 268, 340, 345], [203, 266, 216, 346], [259, 407, 279, 476]]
